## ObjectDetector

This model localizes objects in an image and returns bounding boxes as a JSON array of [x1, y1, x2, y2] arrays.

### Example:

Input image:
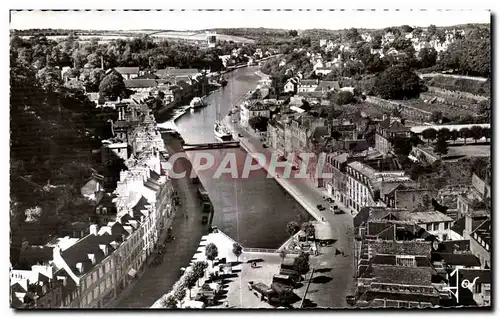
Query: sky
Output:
[[9, 9, 491, 31]]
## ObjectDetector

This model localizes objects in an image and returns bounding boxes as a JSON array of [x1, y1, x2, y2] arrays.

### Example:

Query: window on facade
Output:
[[426, 224, 432, 231], [444, 222, 450, 229], [442, 234, 448, 241], [87, 293, 92, 305], [86, 276, 92, 288], [93, 272, 98, 282], [433, 223, 439, 231]]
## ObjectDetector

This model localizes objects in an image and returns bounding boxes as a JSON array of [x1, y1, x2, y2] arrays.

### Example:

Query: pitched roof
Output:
[[132, 196, 150, 218], [299, 79, 318, 86], [60, 233, 116, 277], [149, 169, 160, 181], [436, 240, 470, 254], [472, 218, 491, 246], [124, 79, 158, 89], [155, 68, 199, 78], [394, 211, 453, 224], [368, 240, 432, 257], [315, 80, 340, 91], [438, 253, 481, 267], [114, 67, 140, 74]]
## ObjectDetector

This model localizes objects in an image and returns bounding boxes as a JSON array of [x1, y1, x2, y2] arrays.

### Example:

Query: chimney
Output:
[[90, 224, 98, 236], [76, 262, 83, 273], [88, 254, 96, 265], [464, 213, 473, 239], [101, 56, 104, 70], [99, 244, 108, 256]]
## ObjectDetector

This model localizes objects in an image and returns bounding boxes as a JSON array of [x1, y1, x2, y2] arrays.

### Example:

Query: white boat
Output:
[[189, 97, 206, 109], [214, 121, 232, 141]]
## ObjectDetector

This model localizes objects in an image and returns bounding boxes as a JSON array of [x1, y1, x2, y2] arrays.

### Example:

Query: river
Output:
[[158, 66, 312, 249]]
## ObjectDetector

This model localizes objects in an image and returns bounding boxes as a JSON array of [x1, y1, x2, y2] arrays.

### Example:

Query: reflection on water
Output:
[[159, 67, 311, 248]]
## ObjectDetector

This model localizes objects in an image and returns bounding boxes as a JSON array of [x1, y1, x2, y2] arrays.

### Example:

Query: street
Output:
[[114, 134, 210, 308], [224, 115, 356, 303]]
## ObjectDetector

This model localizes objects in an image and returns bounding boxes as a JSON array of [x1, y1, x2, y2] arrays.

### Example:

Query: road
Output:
[[114, 134, 210, 308], [224, 116, 356, 305]]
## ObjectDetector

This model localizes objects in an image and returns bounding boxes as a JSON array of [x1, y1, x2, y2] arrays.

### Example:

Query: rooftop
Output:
[[60, 233, 117, 277], [114, 67, 140, 74], [393, 211, 453, 224], [124, 79, 158, 89]]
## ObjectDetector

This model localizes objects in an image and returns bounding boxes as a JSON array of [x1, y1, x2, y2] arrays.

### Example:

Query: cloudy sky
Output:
[[10, 9, 490, 31]]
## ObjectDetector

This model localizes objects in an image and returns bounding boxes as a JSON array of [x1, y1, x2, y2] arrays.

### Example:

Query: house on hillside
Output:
[[114, 67, 140, 80]]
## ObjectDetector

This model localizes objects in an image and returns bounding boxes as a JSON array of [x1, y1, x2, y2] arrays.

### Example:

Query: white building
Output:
[[240, 100, 271, 128]]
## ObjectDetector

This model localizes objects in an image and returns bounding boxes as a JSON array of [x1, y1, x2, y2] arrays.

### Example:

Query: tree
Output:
[[248, 116, 269, 132], [294, 251, 310, 275], [421, 128, 437, 144], [191, 261, 208, 287], [161, 294, 178, 309], [374, 65, 421, 100], [288, 30, 298, 37], [430, 111, 443, 124], [301, 222, 315, 241], [450, 130, 459, 144], [36, 66, 62, 92], [469, 126, 483, 143], [98, 69, 127, 101], [184, 271, 198, 299], [172, 282, 187, 301], [334, 91, 355, 105], [418, 47, 438, 69], [279, 250, 288, 262], [345, 28, 361, 43], [428, 25, 437, 37], [459, 127, 471, 144], [422, 194, 431, 209], [401, 25, 414, 33], [232, 243, 243, 262], [286, 221, 300, 237], [205, 243, 218, 267], [391, 136, 412, 157], [434, 135, 449, 155], [482, 127, 491, 142], [437, 128, 450, 141]]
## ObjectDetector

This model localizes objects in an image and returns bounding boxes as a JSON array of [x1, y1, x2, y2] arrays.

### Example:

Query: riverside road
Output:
[[115, 66, 354, 307]]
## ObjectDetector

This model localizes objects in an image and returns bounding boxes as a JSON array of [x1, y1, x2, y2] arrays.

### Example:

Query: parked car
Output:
[[317, 204, 325, 211], [262, 144, 268, 148], [238, 133, 243, 137]]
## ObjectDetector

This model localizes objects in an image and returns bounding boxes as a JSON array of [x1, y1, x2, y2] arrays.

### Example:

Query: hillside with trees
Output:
[[10, 36, 121, 261]]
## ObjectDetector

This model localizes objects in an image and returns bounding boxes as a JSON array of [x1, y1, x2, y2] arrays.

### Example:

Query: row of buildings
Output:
[[255, 72, 491, 308], [10, 101, 175, 308], [62, 65, 211, 111], [353, 204, 490, 307]]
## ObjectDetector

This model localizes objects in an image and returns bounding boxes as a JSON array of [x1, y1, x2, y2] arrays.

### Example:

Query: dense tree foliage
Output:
[[438, 27, 490, 77], [10, 36, 121, 257], [99, 69, 127, 101], [374, 65, 422, 99]]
